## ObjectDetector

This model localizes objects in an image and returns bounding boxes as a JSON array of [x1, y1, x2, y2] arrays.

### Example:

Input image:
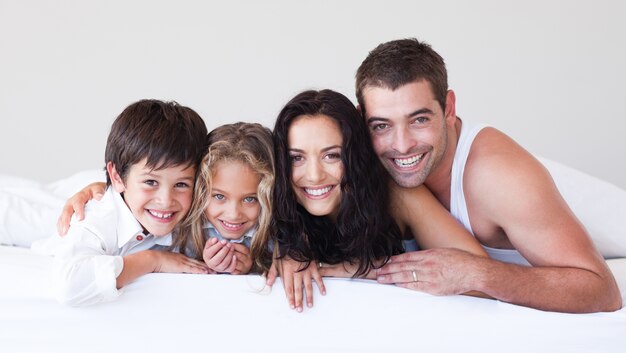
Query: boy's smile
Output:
[[108, 159, 196, 236]]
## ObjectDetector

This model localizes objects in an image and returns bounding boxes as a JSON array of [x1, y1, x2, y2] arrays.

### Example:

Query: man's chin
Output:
[[389, 173, 425, 189]]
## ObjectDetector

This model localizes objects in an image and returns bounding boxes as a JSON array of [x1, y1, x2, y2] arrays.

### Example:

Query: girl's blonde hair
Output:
[[174, 122, 275, 273]]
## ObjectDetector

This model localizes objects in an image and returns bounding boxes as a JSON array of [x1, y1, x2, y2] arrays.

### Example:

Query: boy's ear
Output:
[[106, 162, 126, 193]]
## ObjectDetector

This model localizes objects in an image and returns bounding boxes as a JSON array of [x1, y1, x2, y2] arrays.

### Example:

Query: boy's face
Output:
[[108, 159, 196, 236]]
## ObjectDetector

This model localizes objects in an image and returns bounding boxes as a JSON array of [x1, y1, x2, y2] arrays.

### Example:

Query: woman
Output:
[[266, 89, 487, 312]]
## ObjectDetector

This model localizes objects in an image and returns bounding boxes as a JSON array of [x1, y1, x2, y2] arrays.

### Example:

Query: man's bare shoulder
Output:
[[463, 127, 561, 225], [465, 127, 549, 189]]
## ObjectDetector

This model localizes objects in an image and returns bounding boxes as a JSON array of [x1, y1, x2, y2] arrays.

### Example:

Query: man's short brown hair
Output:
[[356, 38, 448, 115]]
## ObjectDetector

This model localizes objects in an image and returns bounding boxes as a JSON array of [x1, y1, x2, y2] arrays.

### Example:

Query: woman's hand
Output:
[[266, 257, 326, 312], [56, 182, 107, 235]]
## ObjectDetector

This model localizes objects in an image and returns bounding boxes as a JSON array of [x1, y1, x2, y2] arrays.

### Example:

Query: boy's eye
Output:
[[144, 180, 157, 186], [213, 194, 225, 200], [243, 196, 258, 203]]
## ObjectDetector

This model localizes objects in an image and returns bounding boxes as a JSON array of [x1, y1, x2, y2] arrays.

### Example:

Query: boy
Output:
[[48, 99, 209, 306]]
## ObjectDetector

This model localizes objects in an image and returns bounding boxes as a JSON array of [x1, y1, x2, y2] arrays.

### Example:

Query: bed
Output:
[[1, 159, 626, 353]]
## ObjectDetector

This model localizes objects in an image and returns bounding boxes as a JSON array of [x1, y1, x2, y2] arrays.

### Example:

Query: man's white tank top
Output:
[[451, 120, 531, 266]]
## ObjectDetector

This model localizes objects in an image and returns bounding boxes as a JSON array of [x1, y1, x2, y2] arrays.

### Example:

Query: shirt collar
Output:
[[204, 222, 255, 243], [110, 188, 173, 248]]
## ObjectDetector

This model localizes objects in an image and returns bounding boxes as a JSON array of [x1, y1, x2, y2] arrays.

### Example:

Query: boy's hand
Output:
[[267, 257, 326, 312], [151, 250, 210, 274], [231, 243, 253, 275], [203, 237, 237, 273], [57, 182, 107, 236]]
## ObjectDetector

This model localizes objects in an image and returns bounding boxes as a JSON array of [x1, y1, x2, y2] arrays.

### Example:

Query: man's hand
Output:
[[376, 248, 484, 295], [56, 182, 107, 235]]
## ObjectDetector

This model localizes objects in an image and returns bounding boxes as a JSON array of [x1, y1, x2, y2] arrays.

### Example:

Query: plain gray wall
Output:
[[1, 0, 625, 189]]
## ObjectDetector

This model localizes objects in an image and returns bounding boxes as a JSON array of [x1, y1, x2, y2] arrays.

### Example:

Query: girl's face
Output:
[[204, 160, 261, 240], [288, 114, 344, 220]]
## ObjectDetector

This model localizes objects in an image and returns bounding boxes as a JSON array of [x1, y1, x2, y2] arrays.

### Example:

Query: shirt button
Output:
[[136, 235, 144, 241]]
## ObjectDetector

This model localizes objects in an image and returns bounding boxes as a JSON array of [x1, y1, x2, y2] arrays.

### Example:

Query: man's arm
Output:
[[459, 128, 620, 312], [378, 128, 621, 312]]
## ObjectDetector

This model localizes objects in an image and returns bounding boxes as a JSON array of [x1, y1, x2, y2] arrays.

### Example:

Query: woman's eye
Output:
[[324, 152, 341, 160], [290, 155, 303, 164]]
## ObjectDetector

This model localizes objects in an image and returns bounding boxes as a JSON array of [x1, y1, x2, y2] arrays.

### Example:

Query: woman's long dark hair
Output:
[[272, 89, 403, 277]]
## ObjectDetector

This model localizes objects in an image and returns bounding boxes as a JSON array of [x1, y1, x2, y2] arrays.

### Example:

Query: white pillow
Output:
[[0, 170, 106, 247], [538, 157, 626, 259]]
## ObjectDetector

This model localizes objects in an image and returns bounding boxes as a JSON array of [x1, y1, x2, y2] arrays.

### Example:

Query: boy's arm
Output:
[[116, 250, 210, 288], [52, 226, 124, 306]]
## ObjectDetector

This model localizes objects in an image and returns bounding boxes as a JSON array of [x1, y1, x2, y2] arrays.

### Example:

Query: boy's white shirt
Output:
[[35, 187, 172, 306]]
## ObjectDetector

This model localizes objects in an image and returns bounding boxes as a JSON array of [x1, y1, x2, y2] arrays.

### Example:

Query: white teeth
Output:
[[221, 220, 243, 229], [305, 186, 332, 196], [394, 154, 423, 168], [148, 210, 173, 219]]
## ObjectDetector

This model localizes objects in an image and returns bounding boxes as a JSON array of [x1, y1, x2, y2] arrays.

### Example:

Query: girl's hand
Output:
[[151, 250, 211, 274], [267, 257, 326, 312], [203, 237, 237, 273], [231, 243, 253, 275], [57, 182, 107, 235]]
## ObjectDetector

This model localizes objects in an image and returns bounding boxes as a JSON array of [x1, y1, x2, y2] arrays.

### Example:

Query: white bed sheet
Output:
[[1, 245, 625, 353]]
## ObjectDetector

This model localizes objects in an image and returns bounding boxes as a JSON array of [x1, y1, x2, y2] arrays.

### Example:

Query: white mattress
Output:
[[1, 245, 625, 353]]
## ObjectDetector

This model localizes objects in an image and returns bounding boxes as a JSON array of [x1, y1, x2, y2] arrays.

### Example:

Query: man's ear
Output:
[[444, 89, 457, 125], [106, 162, 126, 193]]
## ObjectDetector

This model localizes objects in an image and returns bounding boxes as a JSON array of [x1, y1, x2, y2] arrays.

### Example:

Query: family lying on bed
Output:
[[13, 38, 624, 313]]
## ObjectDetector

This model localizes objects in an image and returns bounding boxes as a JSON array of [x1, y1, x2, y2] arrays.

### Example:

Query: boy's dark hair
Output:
[[356, 38, 448, 115], [104, 99, 208, 186]]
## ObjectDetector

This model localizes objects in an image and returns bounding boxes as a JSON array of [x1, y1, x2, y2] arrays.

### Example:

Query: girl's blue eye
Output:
[[213, 194, 225, 200], [243, 196, 258, 203]]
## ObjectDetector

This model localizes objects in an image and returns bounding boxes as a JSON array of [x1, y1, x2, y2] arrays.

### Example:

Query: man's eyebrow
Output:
[[367, 108, 434, 124]]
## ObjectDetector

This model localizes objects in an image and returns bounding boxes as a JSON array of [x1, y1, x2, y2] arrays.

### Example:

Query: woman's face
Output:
[[288, 114, 344, 220]]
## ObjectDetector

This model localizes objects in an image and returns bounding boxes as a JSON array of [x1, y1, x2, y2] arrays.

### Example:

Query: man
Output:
[[357, 38, 621, 313]]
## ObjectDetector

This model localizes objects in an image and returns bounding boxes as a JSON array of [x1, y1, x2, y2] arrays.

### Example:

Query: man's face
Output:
[[362, 80, 450, 188]]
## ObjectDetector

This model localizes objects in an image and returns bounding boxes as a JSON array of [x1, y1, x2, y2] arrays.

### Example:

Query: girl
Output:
[[58, 122, 276, 275], [173, 122, 275, 274], [267, 89, 488, 311]]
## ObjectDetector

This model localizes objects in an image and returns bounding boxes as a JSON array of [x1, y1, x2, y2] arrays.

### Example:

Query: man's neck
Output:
[[424, 117, 462, 210]]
